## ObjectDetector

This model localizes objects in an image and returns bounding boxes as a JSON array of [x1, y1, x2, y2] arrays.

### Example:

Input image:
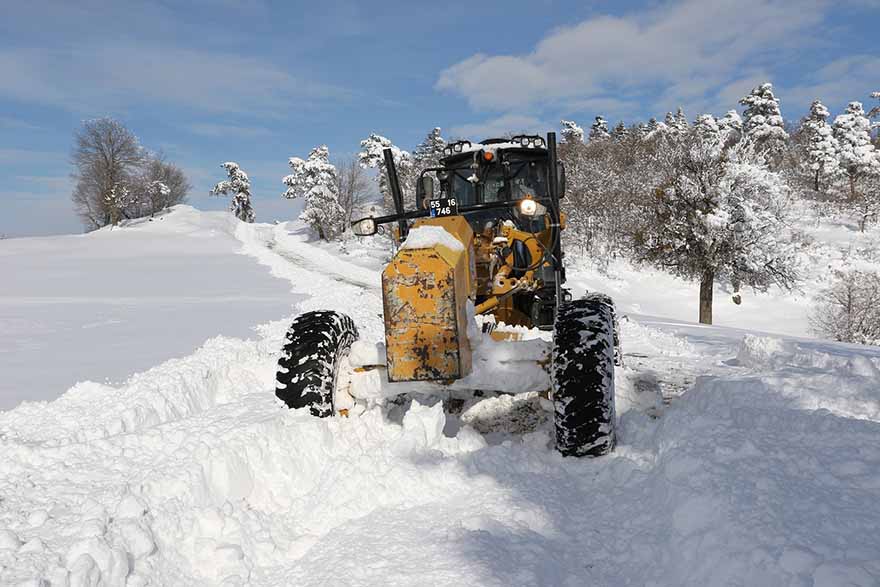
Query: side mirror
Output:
[[416, 175, 435, 209], [557, 161, 566, 199], [351, 217, 378, 236]]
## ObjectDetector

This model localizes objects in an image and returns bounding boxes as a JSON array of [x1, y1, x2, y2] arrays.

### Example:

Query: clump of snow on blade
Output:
[[401, 225, 463, 252]]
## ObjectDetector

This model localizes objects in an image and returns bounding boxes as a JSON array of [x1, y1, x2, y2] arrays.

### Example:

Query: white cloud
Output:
[[186, 123, 274, 138], [782, 55, 880, 114], [448, 114, 548, 140], [437, 0, 827, 115], [0, 44, 348, 115]]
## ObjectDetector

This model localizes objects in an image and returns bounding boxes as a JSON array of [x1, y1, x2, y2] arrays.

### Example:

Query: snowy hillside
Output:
[[2, 207, 880, 586], [0, 208, 294, 410]]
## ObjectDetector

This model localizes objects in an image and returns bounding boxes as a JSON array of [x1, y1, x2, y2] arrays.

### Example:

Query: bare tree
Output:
[[810, 271, 880, 345], [334, 157, 370, 227], [136, 155, 191, 216], [71, 118, 145, 229]]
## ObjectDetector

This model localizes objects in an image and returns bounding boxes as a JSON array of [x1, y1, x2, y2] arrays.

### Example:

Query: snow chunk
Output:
[[402, 225, 463, 252], [0, 529, 21, 550], [401, 400, 446, 449], [66, 538, 129, 586], [26, 510, 49, 528]]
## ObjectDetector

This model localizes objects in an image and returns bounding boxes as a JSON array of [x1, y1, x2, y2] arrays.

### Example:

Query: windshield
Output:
[[445, 155, 548, 206]]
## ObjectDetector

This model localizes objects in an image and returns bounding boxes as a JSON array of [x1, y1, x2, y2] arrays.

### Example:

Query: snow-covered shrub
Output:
[[283, 146, 345, 240], [810, 271, 880, 345], [211, 162, 255, 223]]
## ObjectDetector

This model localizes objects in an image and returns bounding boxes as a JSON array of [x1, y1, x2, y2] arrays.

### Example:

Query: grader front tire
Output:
[[275, 311, 359, 417], [552, 297, 617, 457]]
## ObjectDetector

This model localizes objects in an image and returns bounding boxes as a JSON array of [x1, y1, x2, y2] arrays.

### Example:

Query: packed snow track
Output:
[[1, 208, 879, 586]]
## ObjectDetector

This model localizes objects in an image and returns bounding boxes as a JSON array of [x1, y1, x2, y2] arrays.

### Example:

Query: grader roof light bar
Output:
[[511, 135, 546, 148], [443, 140, 473, 156]]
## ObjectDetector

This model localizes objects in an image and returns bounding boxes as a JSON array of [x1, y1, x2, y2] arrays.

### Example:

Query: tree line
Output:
[[75, 83, 878, 343], [557, 83, 879, 337]]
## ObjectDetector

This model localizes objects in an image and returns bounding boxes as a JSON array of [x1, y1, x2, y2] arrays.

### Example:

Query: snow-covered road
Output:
[[2, 208, 879, 586]]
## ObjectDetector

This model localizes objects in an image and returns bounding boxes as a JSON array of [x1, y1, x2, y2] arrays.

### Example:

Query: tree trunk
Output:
[[814, 169, 820, 193], [699, 270, 714, 325]]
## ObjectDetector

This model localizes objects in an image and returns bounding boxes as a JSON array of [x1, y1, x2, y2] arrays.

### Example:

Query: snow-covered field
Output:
[[0, 208, 295, 410], [2, 207, 880, 586]]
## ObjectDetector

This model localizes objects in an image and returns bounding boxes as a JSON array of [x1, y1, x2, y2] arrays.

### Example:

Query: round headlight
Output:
[[519, 198, 538, 215], [518, 198, 546, 217]]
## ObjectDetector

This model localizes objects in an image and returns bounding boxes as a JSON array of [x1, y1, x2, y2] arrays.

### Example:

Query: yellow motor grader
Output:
[[275, 132, 618, 456]]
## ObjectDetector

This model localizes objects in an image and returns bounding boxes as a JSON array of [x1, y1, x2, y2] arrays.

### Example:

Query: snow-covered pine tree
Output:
[[611, 121, 628, 140], [833, 102, 880, 229], [412, 127, 447, 167], [211, 162, 255, 223], [672, 107, 689, 133], [694, 114, 721, 152], [800, 100, 840, 193], [560, 120, 585, 144], [634, 140, 798, 324], [283, 146, 346, 240], [358, 133, 415, 211], [645, 117, 669, 140], [869, 91, 880, 120], [717, 110, 743, 144], [589, 117, 611, 142], [739, 82, 789, 160]]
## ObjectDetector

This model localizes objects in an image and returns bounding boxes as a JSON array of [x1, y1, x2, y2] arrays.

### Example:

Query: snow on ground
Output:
[[0, 207, 295, 410], [2, 206, 880, 586]]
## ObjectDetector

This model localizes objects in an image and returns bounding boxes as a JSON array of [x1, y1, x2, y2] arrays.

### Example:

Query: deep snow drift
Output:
[[1, 207, 880, 586]]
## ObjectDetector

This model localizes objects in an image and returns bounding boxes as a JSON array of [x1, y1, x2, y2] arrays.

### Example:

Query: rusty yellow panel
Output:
[[382, 219, 474, 382], [410, 216, 477, 298]]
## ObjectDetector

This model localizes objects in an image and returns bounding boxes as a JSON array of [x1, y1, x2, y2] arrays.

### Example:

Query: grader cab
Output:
[[275, 132, 619, 457]]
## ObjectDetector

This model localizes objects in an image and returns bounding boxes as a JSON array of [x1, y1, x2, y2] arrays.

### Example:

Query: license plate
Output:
[[429, 197, 458, 217]]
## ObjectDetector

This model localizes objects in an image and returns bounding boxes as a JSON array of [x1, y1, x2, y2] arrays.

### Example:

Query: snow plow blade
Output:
[[382, 216, 476, 382]]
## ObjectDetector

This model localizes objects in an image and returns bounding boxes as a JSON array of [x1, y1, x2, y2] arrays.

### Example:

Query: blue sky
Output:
[[1, 0, 877, 237]]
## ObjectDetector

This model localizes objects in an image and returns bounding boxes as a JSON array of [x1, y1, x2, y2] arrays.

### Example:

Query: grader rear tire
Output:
[[275, 311, 359, 417], [552, 297, 617, 457]]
